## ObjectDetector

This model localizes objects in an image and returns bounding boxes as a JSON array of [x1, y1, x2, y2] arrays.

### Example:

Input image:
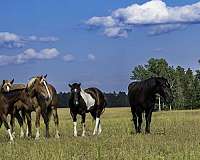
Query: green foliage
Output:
[[131, 58, 200, 110]]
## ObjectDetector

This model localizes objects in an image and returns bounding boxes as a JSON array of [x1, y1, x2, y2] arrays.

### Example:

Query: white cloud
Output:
[[0, 32, 59, 48], [0, 48, 59, 65], [86, 0, 200, 37], [27, 36, 59, 42], [148, 24, 186, 36], [88, 54, 95, 61], [63, 54, 75, 62]]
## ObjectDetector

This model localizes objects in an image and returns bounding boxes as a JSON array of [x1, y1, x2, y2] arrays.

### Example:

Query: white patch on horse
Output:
[[42, 80, 51, 99], [80, 89, 95, 110]]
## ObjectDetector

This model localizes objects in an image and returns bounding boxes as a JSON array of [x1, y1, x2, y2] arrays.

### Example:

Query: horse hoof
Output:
[[8, 140, 14, 144], [35, 137, 40, 140], [81, 134, 86, 137], [55, 134, 60, 139]]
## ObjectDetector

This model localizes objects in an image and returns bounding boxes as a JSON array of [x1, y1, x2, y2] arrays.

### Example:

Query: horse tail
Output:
[[100, 100, 107, 115]]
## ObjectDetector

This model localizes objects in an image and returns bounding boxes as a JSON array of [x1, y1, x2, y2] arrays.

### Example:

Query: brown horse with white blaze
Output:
[[26, 75, 59, 139]]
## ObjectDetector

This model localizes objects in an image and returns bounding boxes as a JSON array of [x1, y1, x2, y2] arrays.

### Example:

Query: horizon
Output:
[[0, 0, 200, 92]]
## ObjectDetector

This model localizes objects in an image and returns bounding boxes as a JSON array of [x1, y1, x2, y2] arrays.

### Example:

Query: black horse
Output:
[[68, 83, 106, 136], [128, 77, 173, 134]]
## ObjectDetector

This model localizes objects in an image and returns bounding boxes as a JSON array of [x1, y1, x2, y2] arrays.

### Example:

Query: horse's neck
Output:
[[3, 90, 23, 104]]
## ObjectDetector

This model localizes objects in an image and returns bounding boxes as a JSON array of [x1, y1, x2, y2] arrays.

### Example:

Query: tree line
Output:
[[58, 58, 200, 110], [57, 91, 129, 108], [131, 58, 200, 110]]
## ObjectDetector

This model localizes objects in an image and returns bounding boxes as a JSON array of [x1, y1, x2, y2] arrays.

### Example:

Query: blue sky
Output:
[[0, 0, 200, 92]]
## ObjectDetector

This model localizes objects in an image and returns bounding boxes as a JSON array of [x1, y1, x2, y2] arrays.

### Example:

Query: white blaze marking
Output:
[[6, 85, 10, 92], [93, 117, 100, 135], [80, 89, 95, 110], [73, 122, 77, 137], [43, 81, 51, 99]]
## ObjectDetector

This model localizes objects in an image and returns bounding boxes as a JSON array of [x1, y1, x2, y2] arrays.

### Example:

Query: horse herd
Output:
[[0, 75, 172, 142]]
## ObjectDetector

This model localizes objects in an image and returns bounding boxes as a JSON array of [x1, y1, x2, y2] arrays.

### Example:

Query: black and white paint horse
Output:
[[68, 83, 106, 136], [128, 77, 173, 134]]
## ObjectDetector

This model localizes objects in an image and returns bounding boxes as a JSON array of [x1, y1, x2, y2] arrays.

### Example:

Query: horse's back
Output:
[[85, 87, 106, 106]]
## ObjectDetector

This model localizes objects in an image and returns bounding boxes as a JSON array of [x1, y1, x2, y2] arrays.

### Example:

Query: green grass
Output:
[[1, 108, 200, 160]]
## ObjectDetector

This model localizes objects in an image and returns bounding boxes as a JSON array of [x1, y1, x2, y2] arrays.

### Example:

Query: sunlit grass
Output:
[[0, 108, 200, 159]]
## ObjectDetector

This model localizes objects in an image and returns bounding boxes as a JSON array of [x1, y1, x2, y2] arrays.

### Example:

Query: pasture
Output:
[[0, 108, 200, 160]]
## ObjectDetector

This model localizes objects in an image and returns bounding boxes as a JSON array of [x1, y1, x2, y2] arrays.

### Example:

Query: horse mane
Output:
[[27, 77, 37, 88]]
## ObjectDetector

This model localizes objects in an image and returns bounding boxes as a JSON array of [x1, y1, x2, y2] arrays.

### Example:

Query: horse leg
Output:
[[42, 111, 50, 138], [92, 109, 101, 136], [137, 112, 143, 133], [10, 113, 16, 138], [81, 113, 86, 137], [52, 106, 60, 138], [35, 107, 41, 140], [26, 112, 32, 137], [145, 108, 153, 134], [2, 114, 14, 141], [131, 108, 138, 133], [15, 111, 25, 138], [70, 111, 77, 137]]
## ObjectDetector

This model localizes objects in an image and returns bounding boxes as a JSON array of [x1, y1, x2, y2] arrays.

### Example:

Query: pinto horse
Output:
[[68, 83, 106, 136], [26, 75, 59, 139], [0, 79, 33, 141], [128, 77, 173, 134]]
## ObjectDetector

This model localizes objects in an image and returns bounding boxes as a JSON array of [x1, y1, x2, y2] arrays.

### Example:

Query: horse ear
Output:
[[78, 83, 81, 87], [11, 79, 14, 84], [44, 74, 47, 78], [2, 80, 5, 84], [68, 84, 72, 88]]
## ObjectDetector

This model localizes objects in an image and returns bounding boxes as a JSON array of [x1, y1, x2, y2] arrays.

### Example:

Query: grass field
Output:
[[1, 108, 200, 160]]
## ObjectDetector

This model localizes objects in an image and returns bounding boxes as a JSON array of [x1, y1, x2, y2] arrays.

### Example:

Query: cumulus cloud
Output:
[[88, 54, 95, 61], [63, 54, 75, 62], [0, 48, 59, 65], [0, 32, 59, 49], [86, 0, 200, 38], [148, 24, 186, 36]]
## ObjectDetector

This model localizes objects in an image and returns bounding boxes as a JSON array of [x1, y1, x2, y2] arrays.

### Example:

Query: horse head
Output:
[[69, 83, 81, 107], [26, 74, 51, 100], [1, 79, 14, 92], [155, 77, 173, 104]]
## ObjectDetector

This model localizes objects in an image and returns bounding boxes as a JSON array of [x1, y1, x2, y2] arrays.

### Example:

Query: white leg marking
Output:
[[82, 123, 86, 137], [73, 122, 77, 137], [93, 118, 100, 135], [35, 127, 40, 140], [55, 128, 60, 139], [12, 131, 16, 139], [26, 126, 29, 137], [20, 127, 24, 138], [98, 123, 102, 135], [8, 129, 14, 141]]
